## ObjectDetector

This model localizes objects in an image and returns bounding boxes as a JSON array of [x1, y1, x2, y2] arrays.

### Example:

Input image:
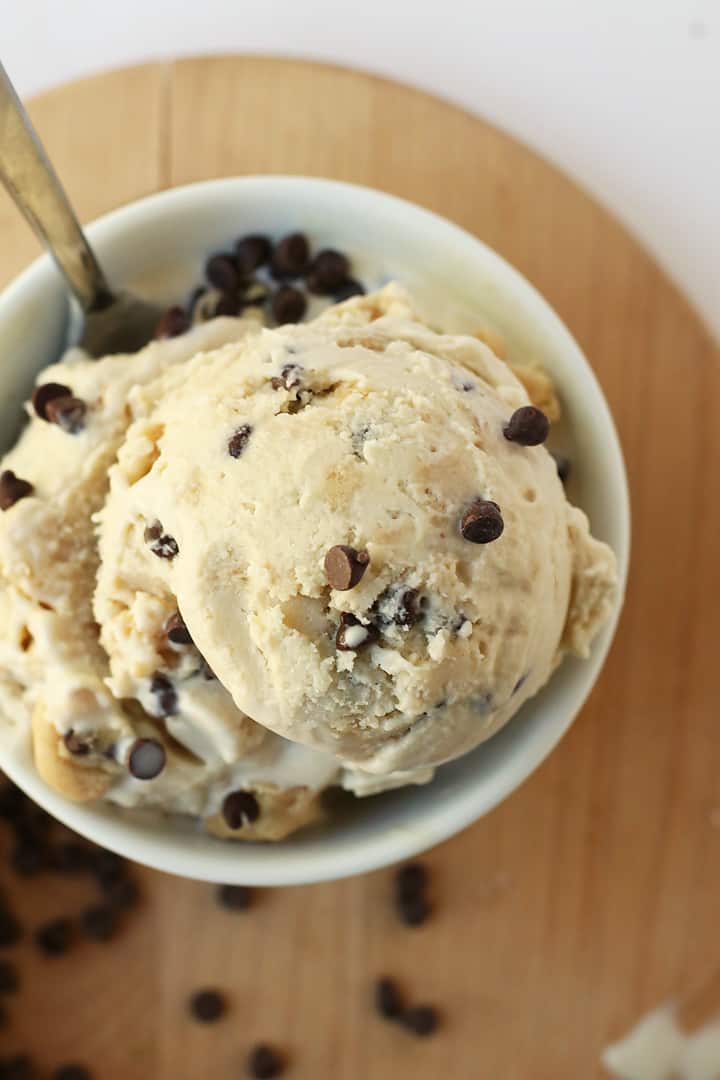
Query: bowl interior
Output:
[[0, 177, 629, 884]]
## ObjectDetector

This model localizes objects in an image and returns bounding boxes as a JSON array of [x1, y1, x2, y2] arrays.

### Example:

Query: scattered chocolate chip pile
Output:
[[0, 775, 141, 1075], [154, 231, 365, 340], [2, 774, 443, 1070]]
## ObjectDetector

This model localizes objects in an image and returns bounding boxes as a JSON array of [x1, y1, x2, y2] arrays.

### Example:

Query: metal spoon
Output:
[[0, 61, 162, 357]]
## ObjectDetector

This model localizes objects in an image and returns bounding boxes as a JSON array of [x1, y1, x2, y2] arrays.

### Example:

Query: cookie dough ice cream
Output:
[[0, 283, 617, 840]]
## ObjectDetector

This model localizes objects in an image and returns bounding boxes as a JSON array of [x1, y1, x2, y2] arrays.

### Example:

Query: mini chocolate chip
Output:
[[0, 471, 34, 511], [11, 841, 46, 878], [270, 232, 309, 279], [155, 305, 190, 339], [31, 382, 72, 420], [128, 738, 166, 780], [221, 790, 260, 830], [306, 249, 350, 294], [333, 278, 365, 301], [236, 234, 272, 274], [35, 917, 73, 956], [271, 286, 307, 324], [402, 1005, 439, 1037], [52, 842, 94, 875], [189, 989, 225, 1023], [214, 292, 243, 317], [205, 253, 241, 293], [247, 1044, 284, 1079], [460, 499, 504, 544], [271, 363, 304, 390], [63, 731, 90, 756], [0, 961, 19, 995], [552, 452, 571, 484], [103, 878, 140, 912], [395, 863, 428, 899], [397, 893, 431, 927], [216, 884, 252, 911], [374, 977, 403, 1020], [91, 850, 126, 888], [228, 424, 253, 458], [45, 395, 87, 434], [395, 589, 421, 628], [164, 611, 192, 646], [503, 405, 550, 446], [144, 522, 179, 559], [336, 613, 377, 652], [150, 672, 178, 716], [81, 904, 116, 943], [324, 545, 370, 590], [0, 1055, 36, 1080], [53, 1066, 92, 1080], [0, 908, 23, 948]]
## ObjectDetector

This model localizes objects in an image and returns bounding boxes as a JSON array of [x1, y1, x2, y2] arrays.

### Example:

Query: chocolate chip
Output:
[[205, 253, 241, 293], [0, 908, 22, 948], [0, 471, 34, 511], [374, 586, 422, 628], [503, 405, 550, 446], [402, 1005, 439, 1037], [221, 790, 260, 830], [306, 249, 350, 294], [270, 232, 309, 279], [460, 499, 504, 544], [189, 989, 225, 1023], [395, 863, 428, 898], [551, 452, 571, 484], [103, 878, 140, 912], [10, 840, 46, 877], [143, 521, 179, 559], [271, 363, 304, 391], [374, 977, 403, 1020], [164, 611, 193, 646], [150, 672, 178, 716], [63, 731, 90, 756], [324, 545, 370, 590], [91, 850, 126, 889], [45, 395, 87, 434], [53, 1066, 92, 1080], [214, 292, 244, 317], [0, 1055, 36, 1079], [228, 424, 253, 458], [271, 286, 307, 324], [333, 279, 365, 301], [216, 884, 252, 911], [128, 738, 166, 780], [0, 961, 19, 995], [247, 1044, 284, 1078], [236, 234, 272, 274], [51, 842, 94, 875], [336, 613, 377, 652], [155, 305, 190, 339], [31, 382, 72, 420], [397, 893, 431, 927], [81, 904, 116, 943], [35, 917, 73, 956]]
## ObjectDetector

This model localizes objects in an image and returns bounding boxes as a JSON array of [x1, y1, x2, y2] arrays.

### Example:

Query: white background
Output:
[[4, 0, 719, 339]]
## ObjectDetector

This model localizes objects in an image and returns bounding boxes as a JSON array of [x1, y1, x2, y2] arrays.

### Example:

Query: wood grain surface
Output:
[[0, 57, 718, 1080]]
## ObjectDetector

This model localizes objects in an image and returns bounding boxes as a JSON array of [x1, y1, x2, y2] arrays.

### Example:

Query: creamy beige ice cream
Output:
[[0, 284, 616, 840]]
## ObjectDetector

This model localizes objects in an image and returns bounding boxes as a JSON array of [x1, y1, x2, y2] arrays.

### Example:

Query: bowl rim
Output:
[[0, 175, 630, 884]]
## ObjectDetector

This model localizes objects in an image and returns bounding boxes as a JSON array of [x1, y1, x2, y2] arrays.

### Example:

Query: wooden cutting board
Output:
[[0, 57, 718, 1080]]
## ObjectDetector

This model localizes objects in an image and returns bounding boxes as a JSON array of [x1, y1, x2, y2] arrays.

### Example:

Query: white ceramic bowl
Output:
[[0, 177, 629, 885]]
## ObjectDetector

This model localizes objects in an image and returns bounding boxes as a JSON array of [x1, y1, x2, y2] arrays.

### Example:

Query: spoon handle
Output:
[[0, 61, 112, 311]]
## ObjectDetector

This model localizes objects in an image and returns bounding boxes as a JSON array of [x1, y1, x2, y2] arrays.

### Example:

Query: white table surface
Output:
[[4, 0, 719, 340]]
